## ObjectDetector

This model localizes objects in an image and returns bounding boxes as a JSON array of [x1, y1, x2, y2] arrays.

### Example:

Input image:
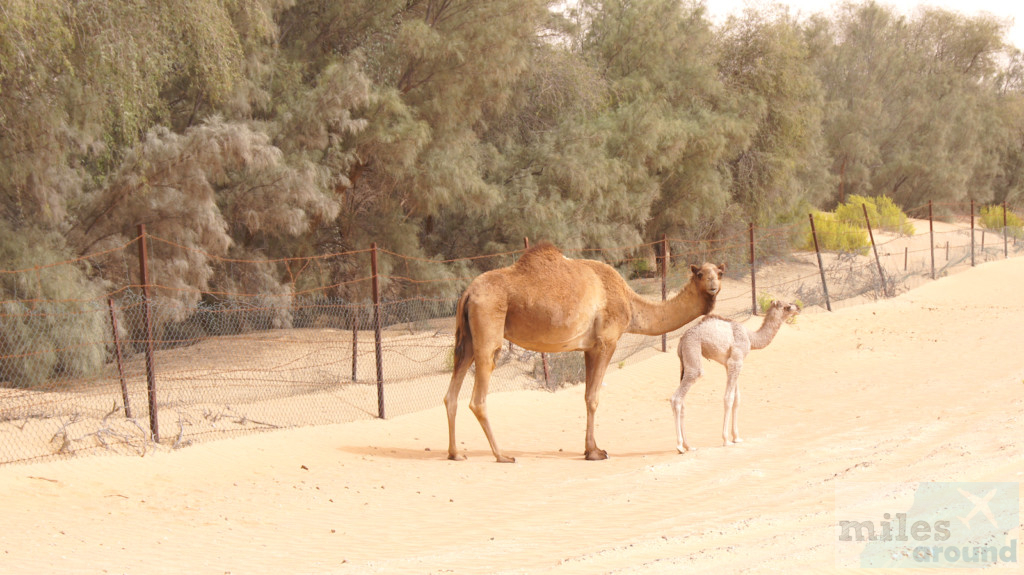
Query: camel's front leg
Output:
[[671, 377, 697, 453], [583, 345, 616, 460], [722, 359, 743, 446], [730, 385, 742, 444]]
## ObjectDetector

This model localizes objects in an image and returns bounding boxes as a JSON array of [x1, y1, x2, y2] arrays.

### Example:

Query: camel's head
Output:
[[768, 300, 801, 323], [689, 262, 726, 298]]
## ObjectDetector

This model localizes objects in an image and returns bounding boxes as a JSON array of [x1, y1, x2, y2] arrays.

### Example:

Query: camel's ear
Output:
[[690, 264, 700, 276], [717, 263, 727, 275]]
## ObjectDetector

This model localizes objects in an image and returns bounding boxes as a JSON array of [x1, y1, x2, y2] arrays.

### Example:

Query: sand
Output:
[[1, 255, 1022, 574]]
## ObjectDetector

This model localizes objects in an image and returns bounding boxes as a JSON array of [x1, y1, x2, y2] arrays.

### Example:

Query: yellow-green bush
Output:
[[835, 195, 915, 235], [757, 293, 802, 323], [803, 212, 870, 255], [980, 205, 1024, 239]]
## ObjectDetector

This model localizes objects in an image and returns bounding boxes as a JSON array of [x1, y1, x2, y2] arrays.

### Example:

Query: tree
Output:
[[717, 4, 833, 227], [573, 0, 746, 248], [812, 2, 1012, 211]]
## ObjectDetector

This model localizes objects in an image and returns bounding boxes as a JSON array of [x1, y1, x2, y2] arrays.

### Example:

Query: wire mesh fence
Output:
[[1, 202, 1021, 465]]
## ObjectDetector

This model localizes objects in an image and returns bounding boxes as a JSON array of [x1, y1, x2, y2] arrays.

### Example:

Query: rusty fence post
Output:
[[970, 199, 976, 267], [136, 224, 159, 442], [370, 243, 384, 419], [351, 304, 359, 382], [808, 214, 832, 312], [928, 201, 935, 280], [1004, 202, 1009, 259], [749, 223, 757, 316], [862, 204, 888, 297], [107, 298, 132, 419], [661, 234, 669, 352]]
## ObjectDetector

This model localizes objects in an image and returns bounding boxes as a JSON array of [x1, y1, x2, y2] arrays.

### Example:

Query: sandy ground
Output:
[[1, 248, 1023, 573]]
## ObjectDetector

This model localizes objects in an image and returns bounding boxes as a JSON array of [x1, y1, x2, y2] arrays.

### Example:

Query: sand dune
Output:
[[1, 256, 1022, 574]]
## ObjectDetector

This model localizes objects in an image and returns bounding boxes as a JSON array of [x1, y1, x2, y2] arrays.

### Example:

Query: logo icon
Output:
[[957, 487, 998, 530], [835, 482, 1019, 568]]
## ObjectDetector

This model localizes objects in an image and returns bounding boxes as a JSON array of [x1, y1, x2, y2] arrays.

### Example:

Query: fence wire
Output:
[[1, 209, 1021, 464]]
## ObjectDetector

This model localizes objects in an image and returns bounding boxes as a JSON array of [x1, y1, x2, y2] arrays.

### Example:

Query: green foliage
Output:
[[629, 258, 654, 280], [757, 293, 802, 323], [5, 0, 1024, 389], [577, 0, 744, 247], [718, 5, 833, 226], [835, 195, 915, 235], [803, 212, 870, 255], [0, 224, 106, 388], [811, 3, 1011, 209], [980, 205, 1024, 239]]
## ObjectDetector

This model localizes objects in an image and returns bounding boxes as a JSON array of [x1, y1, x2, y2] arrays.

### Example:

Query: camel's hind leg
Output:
[[583, 343, 617, 460], [443, 338, 475, 461], [468, 342, 514, 463], [722, 357, 744, 446]]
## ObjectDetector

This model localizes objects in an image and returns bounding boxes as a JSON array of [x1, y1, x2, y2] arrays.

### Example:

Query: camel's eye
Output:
[[696, 272, 703, 279]]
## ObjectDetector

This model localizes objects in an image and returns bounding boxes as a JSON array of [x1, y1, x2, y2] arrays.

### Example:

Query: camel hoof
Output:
[[494, 454, 516, 463], [733, 437, 744, 444], [447, 453, 467, 461], [677, 445, 695, 454], [584, 449, 608, 461]]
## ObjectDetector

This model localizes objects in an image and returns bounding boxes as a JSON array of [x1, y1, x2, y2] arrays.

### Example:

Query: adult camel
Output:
[[444, 242, 725, 462]]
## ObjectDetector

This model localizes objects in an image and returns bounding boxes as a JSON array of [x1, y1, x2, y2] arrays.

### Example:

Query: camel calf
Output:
[[672, 300, 799, 452]]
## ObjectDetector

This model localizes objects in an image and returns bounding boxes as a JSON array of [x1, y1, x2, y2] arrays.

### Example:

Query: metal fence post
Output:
[[107, 298, 132, 419], [351, 304, 359, 382], [808, 214, 832, 312], [661, 234, 669, 352], [862, 204, 888, 297], [136, 224, 159, 442], [970, 199, 976, 267], [749, 222, 757, 316], [929, 201, 935, 280], [1004, 202, 1009, 259], [370, 243, 384, 419]]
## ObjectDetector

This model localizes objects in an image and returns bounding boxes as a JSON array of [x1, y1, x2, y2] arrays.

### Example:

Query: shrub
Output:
[[835, 195, 915, 236], [629, 257, 654, 279], [0, 225, 107, 388], [756, 293, 802, 323], [534, 352, 585, 388], [802, 212, 870, 255], [980, 205, 1024, 239]]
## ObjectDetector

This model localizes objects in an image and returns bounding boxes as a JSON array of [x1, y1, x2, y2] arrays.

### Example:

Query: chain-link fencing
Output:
[[1, 203, 1020, 464]]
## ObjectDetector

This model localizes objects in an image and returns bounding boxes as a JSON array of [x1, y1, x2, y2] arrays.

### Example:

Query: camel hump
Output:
[[513, 242, 567, 271]]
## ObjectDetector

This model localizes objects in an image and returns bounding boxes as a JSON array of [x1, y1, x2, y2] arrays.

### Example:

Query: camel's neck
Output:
[[627, 282, 716, 336], [748, 312, 787, 350]]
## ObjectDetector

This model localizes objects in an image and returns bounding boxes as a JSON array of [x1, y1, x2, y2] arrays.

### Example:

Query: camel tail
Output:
[[453, 291, 472, 363]]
